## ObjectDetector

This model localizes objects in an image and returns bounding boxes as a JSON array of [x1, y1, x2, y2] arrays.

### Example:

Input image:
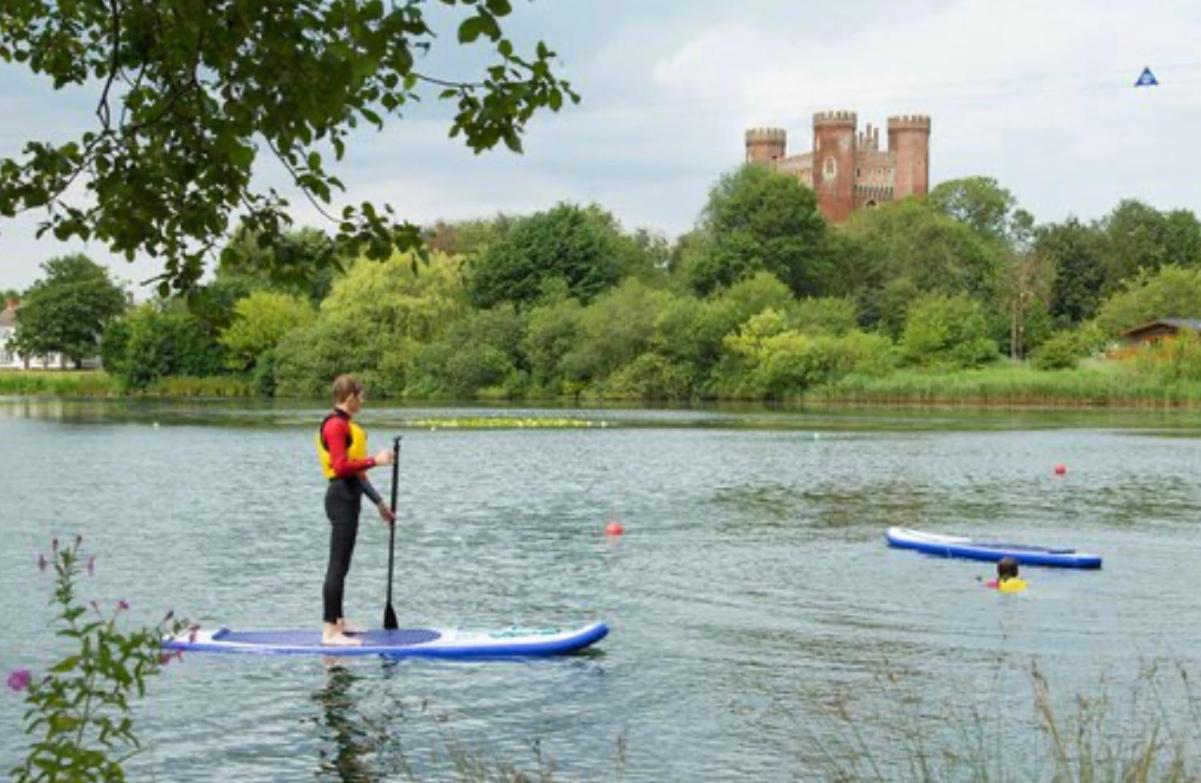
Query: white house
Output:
[[0, 297, 73, 370]]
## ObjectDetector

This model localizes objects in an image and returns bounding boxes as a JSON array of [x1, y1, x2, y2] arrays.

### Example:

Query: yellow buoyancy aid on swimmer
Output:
[[316, 412, 369, 479], [997, 577, 1028, 594]]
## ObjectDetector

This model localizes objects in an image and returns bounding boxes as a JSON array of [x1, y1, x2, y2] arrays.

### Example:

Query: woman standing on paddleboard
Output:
[[317, 374, 396, 646]]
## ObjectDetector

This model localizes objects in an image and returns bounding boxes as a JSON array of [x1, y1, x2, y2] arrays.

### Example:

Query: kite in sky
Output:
[[1135, 67, 1158, 87]]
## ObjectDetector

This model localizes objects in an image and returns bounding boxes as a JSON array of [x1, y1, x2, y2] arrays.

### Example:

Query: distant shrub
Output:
[[901, 293, 998, 368], [1032, 331, 1085, 370], [1132, 329, 1201, 383]]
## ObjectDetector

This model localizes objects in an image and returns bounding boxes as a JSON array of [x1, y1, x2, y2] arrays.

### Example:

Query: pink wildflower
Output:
[[6, 668, 31, 693], [117, 600, 130, 611]]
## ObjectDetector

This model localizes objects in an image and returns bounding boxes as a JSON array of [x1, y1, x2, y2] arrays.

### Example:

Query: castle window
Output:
[[823, 157, 837, 178], [856, 168, 861, 177]]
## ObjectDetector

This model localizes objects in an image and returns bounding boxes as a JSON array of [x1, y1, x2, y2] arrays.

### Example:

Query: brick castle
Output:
[[744, 111, 930, 223]]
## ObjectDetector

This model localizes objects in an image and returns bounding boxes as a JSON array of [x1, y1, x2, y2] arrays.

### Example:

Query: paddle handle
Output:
[[386, 436, 400, 604]]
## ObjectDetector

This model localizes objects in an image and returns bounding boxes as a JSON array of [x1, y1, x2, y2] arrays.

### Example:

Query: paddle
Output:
[[383, 435, 401, 631]]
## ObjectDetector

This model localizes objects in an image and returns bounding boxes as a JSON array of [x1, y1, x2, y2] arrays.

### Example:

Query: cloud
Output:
[[2, 0, 1200, 290]]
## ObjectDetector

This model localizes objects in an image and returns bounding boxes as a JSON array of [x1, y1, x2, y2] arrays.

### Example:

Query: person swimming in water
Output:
[[986, 557, 1028, 593]]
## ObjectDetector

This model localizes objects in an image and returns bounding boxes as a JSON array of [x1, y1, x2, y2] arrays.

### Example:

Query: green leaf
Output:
[[458, 16, 486, 43], [49, 656, 80, 674]]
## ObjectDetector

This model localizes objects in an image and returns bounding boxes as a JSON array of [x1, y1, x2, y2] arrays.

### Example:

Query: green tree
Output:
[[713, 309, 894, 399], [927, 176, 1030, 244], [425, 215, 513, 258], [687, 165, 829, 297], [412, 305, 526, 398], [1099, 201, 1201, 294], [273, 252, 465, 396], [789, 297, 859, 336], [0, 1, 577, 295], [1094, 265, 1201, 337], [216, 226, 344, 305], [900, 293, 998, 368], [836, 200, 1004, 334], [521, 295, 586, 394], [101, 303, 226, 389], [219, 290, 316, 372], [560, 278, 669, 384], [650, 272, 796, 395], [11, 254, 126, 366], [468, 203, 624, 308], [1036, 217, 1106, 323]]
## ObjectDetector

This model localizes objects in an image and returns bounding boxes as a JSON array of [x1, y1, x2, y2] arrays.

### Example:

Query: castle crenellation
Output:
[[744, 110, 930, 223]]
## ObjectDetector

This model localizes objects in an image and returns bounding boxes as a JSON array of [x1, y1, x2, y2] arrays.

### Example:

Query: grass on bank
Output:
[[809, 363, 1201, 408], [0, 371, 251, 397], [8, 362, 1201, 408]]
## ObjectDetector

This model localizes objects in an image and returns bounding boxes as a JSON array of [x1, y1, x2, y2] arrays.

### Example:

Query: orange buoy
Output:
[[604, 521, 624, 536]]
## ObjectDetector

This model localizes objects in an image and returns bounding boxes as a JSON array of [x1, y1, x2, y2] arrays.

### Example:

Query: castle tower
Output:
[[812, 111, 857, 223], [887, 115, 931, 199], [744, 127, 787, 165]]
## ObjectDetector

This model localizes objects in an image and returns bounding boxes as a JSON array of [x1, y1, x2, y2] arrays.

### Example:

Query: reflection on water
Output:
[[4, 398, 1201, 780], [313, 662, 383, 783]]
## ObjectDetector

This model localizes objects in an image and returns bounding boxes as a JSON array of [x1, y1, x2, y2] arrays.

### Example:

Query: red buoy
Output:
[[1054, 463, 1067, 476], [604, 521, 624, 536]]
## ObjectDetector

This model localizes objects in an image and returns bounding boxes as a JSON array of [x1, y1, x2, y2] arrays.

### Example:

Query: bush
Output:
[[219, 290, 315, 372], [8, 537, 187, 782], [901, 293, 999, 368], [789, 296, 859, 335], [411, 306, 525, 398], [101, 304, 225, 390], [560, 279, 669, 384], [1032, 331, 1085, 370], [605, 352, 696, 400], [272, 253, 465, 397], [712, 309, 896, 398], [1132, 329, 1201, 383], [521, 296, 586, 393]]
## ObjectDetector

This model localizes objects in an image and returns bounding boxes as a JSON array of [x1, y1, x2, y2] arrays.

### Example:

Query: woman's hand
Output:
[[373, 448, 395, 466], [377, 501, 396, 525]]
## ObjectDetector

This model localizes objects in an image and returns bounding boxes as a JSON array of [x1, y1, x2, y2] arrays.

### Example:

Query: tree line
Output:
[[8, 165, 1201, 399]]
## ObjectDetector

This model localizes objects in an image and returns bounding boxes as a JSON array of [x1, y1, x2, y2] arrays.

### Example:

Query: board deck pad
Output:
[[218, 628, 443, 647], [165, 621, 608, 658], [885, 526, 1102, 569]]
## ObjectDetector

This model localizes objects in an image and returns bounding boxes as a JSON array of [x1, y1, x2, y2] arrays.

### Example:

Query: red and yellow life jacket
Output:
[[316, 412, 368, 479]]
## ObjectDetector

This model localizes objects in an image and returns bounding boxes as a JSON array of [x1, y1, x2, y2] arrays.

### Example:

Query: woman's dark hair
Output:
[[997, 557, 1019, 580], [331, 374, 364, 404]]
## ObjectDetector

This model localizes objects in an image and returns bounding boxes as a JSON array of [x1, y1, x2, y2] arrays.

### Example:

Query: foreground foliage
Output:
[[0, 0, 577, 294], [8, 537, 187, 782]]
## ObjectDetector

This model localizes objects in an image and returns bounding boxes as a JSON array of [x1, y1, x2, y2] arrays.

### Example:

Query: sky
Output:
[[1, 0, 1199, 292]]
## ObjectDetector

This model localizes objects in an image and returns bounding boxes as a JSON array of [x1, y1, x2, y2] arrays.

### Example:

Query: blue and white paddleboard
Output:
[[885, 526, 1102, 569], [164, 622, 609, 658]]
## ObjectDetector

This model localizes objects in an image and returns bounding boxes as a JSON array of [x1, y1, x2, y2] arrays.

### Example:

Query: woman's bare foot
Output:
[[336, 618, 364, 635], [322, 622, 361, 647]]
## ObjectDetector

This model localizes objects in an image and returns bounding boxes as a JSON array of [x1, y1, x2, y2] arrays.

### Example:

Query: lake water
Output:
[[2, 399, 1200, 781]]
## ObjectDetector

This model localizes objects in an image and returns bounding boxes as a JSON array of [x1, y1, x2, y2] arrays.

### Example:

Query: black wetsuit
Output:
[[320, 411, 382, 625]]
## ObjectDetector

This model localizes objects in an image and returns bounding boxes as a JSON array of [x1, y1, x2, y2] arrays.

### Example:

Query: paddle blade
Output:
[[383, 603, 399, 631]]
